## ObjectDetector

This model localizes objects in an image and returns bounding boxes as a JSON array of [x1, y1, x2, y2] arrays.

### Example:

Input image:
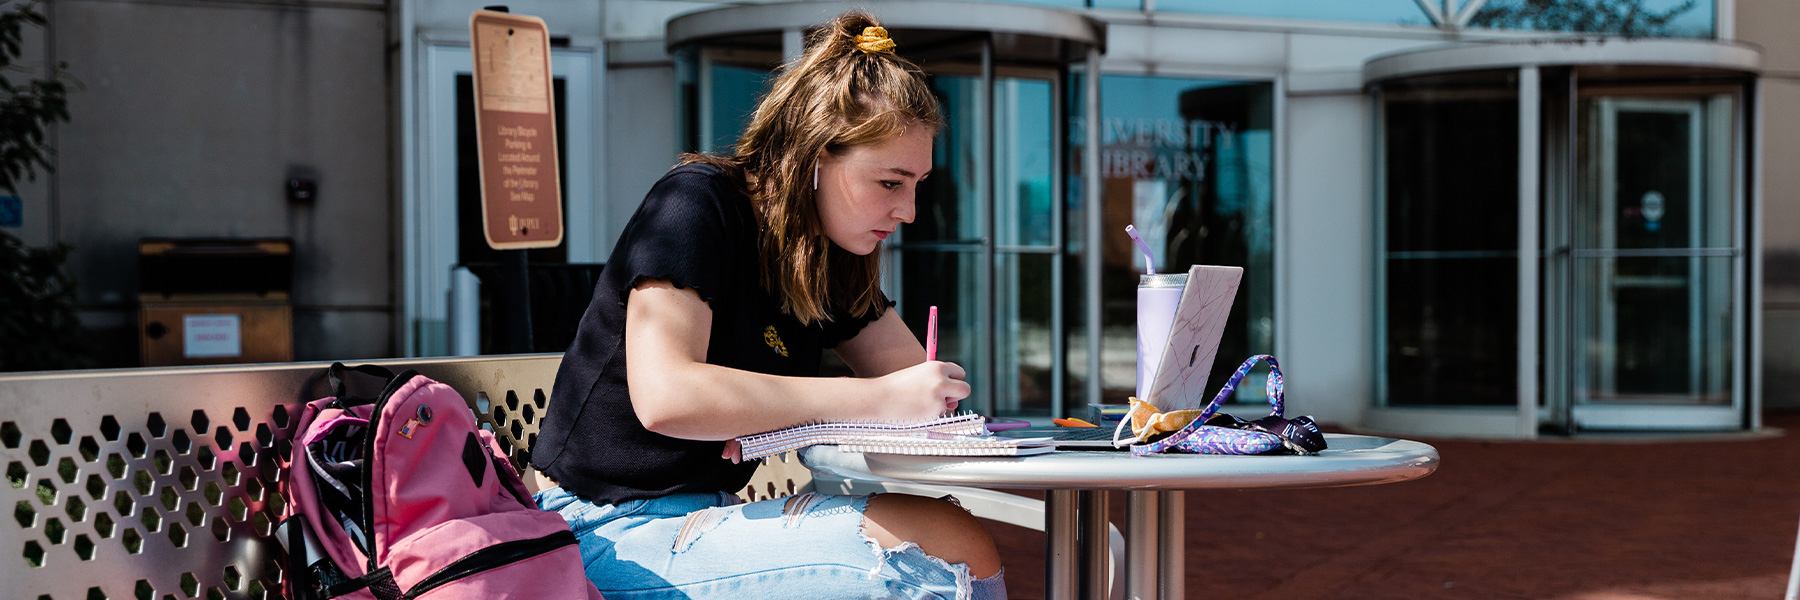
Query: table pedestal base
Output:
[[1159, 491, 1185, 600], [1079, 491, 1110, 599], [1046, 490, 1078, 600], [1122, 490, 1186, 600], [1126, 492, 1159, 599], [1045, 490, 1117, 600]]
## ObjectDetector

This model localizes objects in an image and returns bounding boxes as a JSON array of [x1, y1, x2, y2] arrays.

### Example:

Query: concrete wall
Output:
[[408, 1, 602, 37], [604, 42, 680, 244], [1736, 0, 1800, 410], [47, 0, 391, 365], [1281, 93, 1376, 427]]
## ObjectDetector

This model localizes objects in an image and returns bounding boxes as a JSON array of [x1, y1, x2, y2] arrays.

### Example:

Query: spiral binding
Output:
[[735, 412, 987, 460]]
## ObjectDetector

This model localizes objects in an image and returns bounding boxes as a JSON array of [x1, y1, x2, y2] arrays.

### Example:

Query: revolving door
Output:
[[669, 2, 1106, 419]]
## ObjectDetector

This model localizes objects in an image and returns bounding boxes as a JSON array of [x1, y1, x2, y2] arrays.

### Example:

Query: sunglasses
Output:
[[1203, 412, 1327, 455]]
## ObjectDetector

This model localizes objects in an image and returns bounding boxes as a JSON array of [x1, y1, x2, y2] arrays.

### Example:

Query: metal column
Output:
[[1051, 65, 1068, 419], [1517, 65, 1541, 437], [1083, 48, 1103, 409], [980, 36, 998, 416]]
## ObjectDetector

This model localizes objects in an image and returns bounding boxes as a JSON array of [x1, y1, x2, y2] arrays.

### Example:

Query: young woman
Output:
[[530, 11, 1008, 600]]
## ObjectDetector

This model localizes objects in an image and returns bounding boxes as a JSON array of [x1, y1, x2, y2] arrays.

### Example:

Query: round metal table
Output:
[[801, 433, 1440, 600]]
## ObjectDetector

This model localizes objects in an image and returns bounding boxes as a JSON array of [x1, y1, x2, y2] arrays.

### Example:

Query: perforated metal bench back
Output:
[[0, 355, 811, 600]]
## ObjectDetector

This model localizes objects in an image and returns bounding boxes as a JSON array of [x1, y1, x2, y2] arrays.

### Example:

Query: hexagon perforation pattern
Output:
[[4, 406, 286, 599], [0, 355, 563, 599]]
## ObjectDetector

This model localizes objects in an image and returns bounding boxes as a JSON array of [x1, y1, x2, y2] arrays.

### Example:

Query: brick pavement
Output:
[[987, 412, 1800, 599]]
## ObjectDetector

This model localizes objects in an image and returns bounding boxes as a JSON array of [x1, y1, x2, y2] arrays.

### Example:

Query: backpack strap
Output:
[[324, 567, 403, 600], [285, 516, 315, 600], [280, 515, 357, 600], [327, 362, 397, 408]]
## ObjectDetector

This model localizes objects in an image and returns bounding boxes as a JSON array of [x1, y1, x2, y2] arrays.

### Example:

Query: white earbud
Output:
[[813, 164, 820, 191]]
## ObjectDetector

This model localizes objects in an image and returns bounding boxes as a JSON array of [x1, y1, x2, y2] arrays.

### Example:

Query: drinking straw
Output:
[[1125, 224, 1156, 274]]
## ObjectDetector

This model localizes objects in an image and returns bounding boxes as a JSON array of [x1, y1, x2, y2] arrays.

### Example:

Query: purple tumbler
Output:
[[1137, 272, 1187, 399]]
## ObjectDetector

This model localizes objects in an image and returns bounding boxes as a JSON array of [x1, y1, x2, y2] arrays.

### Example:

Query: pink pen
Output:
[[925, 305, 938, 362]]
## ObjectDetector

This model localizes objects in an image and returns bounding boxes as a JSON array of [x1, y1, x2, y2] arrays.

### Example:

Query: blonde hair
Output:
[[684, 11, 943, 325]]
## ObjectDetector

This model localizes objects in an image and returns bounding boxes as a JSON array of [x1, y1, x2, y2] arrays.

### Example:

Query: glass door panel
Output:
[[911, 75, 985, 245], [899, 74, 988, 411], [898, 74, 1060, 417], [897, 249, 986, 388], [997, 253, 1056, 413], [1569, 95, 1740, 429], [1575, 256, 1734, 403], [702, 63, 771, 153], [675, 48, 777, 157], [994, 79, 1057, 415], [1378, 70, 1520, 407]]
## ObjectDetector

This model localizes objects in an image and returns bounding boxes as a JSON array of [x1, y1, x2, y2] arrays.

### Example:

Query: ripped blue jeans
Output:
[[534, 487, 1007, 600]]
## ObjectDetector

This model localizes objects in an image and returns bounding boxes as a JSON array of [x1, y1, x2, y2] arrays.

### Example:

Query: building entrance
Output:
[[1558, 91, 1744, 430], [668, 3, 1105, 419], [895, 70, 1062, 418], [1366, 42, 1759, 437]]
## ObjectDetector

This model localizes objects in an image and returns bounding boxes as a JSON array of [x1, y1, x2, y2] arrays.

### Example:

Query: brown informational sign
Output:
[[469, 10, 563, 249]]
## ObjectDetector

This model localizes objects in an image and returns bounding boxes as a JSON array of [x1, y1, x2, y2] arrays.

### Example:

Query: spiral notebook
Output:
[[838, 432, 1055, 456], [735, 413, 1047, 460]]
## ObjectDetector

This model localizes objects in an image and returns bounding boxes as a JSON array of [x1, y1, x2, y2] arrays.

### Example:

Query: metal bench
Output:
[[3, 354, 1106, 600]]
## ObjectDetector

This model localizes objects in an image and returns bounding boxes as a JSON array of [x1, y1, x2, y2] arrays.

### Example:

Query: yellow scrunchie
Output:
[[853, 26, 897, 55], [1125, 397, 1206, 439]]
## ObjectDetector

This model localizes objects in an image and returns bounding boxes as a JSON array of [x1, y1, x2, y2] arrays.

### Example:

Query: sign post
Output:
[[470, 7, 563, 353]]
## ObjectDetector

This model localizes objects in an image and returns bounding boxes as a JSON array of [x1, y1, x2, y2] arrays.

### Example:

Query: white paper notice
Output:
[[184, 314, 242, 358]]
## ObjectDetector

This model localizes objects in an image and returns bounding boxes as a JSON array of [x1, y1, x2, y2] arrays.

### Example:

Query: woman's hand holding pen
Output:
[[874, 360, 969, 421]]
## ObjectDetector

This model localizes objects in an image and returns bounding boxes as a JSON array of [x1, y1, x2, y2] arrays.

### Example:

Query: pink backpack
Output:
[[281, 364, 604, 599]]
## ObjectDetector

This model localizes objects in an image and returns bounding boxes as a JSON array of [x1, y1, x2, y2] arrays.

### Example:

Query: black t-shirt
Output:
[[531, 163, 887, 505]]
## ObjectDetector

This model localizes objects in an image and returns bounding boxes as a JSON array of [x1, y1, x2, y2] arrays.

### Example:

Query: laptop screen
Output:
[[1143, 265, 1242, 412]]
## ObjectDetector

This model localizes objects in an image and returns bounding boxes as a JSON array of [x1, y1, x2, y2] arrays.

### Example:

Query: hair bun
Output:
[[852, 26, 896, 54]]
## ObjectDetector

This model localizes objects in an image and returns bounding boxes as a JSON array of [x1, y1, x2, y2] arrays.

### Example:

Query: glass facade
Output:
[[1379, 70, 1520, 408], [977, 0, 1140, 9], [993, 80, 1060, 413], [900, 74, 992, 412], [669, 2, 1754, 433], [979, 0, 1714, 37], [704, 64, 770, 153], [899, 75, 1061, 416], [684, 54, 1279, 415], [681, 51, 1073, 416], [1155, 0, 1430, 25], [1467, 0, 1714, 38], [1378, 66, 1746, 424], [1071, 74, 1276, 405], [674, 51, 776, 155]]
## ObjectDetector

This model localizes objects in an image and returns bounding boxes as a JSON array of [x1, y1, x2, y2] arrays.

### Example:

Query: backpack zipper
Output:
[[360, 369, 422, 573], [399, 530, 579, 599]]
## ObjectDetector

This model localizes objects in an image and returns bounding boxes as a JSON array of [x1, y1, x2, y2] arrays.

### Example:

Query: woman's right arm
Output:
[[623, 279, 968, 441]]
